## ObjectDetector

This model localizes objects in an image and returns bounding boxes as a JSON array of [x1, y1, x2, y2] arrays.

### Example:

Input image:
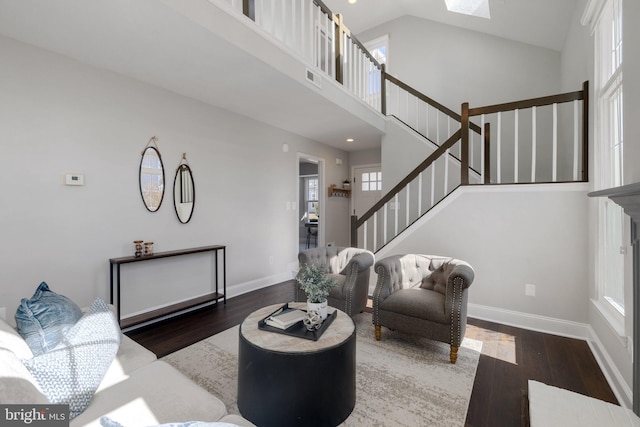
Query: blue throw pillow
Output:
[[22, 298, 120, 418], [15, 282, 84, 356]]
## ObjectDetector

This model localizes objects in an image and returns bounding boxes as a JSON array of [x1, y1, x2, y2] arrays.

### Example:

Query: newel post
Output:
[[582, 80, 589, 182], [461, 102, 470, 185], [484, 123, 491, 184], [350, 215, 358, 247]]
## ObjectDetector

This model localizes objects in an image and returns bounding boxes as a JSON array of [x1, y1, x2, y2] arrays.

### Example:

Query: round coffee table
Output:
[[237, 303, 356, 426]]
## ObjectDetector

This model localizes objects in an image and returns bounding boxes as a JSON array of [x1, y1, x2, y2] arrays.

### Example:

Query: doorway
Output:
[[298, 155, 325, 252]]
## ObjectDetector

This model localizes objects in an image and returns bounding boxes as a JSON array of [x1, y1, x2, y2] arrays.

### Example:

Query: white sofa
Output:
[[0, 315, 254, 427]]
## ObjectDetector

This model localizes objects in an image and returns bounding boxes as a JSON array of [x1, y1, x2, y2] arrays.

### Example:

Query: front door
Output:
[[352, 165, 382, 217]]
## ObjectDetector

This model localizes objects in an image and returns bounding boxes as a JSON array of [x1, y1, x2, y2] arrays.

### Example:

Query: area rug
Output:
[[162, 312, 482, 426]]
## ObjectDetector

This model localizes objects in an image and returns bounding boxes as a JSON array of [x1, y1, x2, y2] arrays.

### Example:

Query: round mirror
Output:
[[173, 163, 195, 223], [139, 146, 165, 212]]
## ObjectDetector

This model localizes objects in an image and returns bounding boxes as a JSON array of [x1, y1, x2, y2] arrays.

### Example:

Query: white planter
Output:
[[307, 299, 328, 320]]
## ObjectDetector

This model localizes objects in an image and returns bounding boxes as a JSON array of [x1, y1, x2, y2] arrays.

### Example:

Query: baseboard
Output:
[[586, 325, 633, 409], [468, 303, 631, 409], [226, 271, 295, 299], [468, 303, 589, 340]]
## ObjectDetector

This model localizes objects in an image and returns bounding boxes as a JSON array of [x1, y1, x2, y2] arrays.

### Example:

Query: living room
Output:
[[1, 0, 639, 425]]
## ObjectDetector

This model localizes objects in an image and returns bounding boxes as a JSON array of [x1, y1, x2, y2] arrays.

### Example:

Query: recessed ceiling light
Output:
[[445, 0, 490, 19], [348, 0, 357, 4], [346, 138, 354, 142]]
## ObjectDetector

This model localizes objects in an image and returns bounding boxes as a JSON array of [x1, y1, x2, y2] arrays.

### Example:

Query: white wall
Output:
[[377, 184, 590, 324], [0, 35, 351, 322], [359, 15, 562, 110]]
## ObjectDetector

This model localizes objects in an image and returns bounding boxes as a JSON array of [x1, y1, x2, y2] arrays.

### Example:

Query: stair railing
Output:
[[461, 81, 589, 185], [351, 82, 589, 252]]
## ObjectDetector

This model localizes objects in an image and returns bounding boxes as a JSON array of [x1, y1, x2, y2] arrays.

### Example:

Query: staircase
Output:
[[228, 0, 589, 254]]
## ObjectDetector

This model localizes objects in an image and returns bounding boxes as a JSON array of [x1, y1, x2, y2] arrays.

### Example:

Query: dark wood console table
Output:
[[109, 245, 226, 328]]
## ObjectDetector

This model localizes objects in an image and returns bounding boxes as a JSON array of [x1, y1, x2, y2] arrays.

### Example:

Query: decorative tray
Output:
[[258, 303, 337, 341]]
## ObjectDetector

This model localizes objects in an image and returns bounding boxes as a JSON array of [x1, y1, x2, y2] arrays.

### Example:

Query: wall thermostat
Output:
[[64, 173, 85, 186]]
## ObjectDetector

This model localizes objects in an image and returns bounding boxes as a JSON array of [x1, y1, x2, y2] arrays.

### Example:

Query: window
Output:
[[594, 0, 625, 324], [361, 172, 382, 192], [365, 35, 388, 97], [306, 177, 319, 221]]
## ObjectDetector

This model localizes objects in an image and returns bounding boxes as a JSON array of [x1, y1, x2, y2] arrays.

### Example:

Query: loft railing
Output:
[[222, 0, 384, 111], [351, 82, 589, 252], [461, 81, 589, 185]]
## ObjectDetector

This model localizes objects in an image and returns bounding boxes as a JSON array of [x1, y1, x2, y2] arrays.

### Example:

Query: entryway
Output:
[[298, 155, 324, 252]]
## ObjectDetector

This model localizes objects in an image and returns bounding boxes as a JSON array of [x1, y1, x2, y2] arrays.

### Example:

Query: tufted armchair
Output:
[[372, 254, 475, 363], [296, 246, 375, 317]]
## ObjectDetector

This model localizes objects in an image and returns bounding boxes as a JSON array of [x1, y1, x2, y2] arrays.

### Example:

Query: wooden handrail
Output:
[[385, 74, 482, 135], [355, 129, 462, 227], [582, 81, 589, 181], [467, 88, 585, 116]]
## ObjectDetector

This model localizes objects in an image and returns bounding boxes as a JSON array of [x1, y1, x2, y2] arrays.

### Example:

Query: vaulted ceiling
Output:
[[323, 0, 579, 52]]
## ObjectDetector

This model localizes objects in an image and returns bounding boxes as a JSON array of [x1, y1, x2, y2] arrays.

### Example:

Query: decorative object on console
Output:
[[342, 179, 351, 189], [133, 240, 143, 257], [295, 263, 337, 320], [173, 153, 196, 224], [143, 242, 154, 256], [139, 136, 165, 212], [15, 281, 84, 356]]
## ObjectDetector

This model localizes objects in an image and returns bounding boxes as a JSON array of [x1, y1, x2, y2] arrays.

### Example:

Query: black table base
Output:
[[237, 329, 356, 427]]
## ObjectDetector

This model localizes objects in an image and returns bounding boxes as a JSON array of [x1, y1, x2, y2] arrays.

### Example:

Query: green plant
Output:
[[296, 264, 338, 303]]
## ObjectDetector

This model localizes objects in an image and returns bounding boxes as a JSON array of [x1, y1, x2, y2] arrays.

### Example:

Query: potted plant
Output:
[[296, 264, 337, 320]]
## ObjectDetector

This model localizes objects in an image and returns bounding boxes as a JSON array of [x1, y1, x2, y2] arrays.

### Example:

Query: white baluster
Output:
[[481, 114, 485, 181], [444, 148, 450, 194], [363, 221, 368, 252], [418, 172, 423, 217], [394, 193, 399, 239], [497, 112, 502, 184], [573, 100, 579, 180], [552, 103, 558, 182], [405, 184, 410, 229], [514, 109, 519, 183], [430, 165, 436, 207], [373, 212, 377, 252], [531, 106, 537, 182], [383, 204, 387, 245]]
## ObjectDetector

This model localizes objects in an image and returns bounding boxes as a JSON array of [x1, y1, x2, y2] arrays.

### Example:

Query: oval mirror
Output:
[[173, 163, 195, 224], [139, 145, 165, 212]]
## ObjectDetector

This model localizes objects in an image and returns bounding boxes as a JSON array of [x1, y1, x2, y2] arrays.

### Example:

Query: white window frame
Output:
[[591, 0, 626, 334]]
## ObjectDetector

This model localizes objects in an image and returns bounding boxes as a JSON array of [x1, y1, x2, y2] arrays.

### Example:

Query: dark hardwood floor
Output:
[[126, 280, 619, 427]]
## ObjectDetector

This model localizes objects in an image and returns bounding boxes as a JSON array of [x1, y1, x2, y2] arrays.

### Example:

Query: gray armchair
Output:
[[296, 246, 375, 317], [372, 254, 475, 363]]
